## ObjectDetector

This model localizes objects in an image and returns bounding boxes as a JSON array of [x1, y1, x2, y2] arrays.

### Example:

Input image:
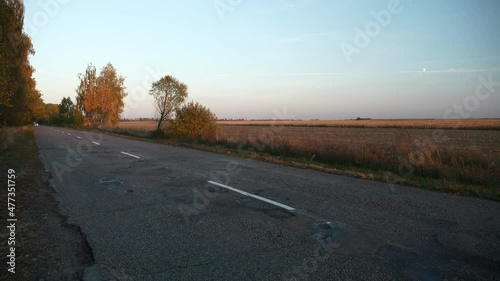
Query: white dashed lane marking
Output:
[[120, 152, 141, 159], [207, 181, 296, 212]]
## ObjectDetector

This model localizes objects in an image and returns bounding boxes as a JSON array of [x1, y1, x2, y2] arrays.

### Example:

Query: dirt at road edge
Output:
[[0, 127, 94, 280]]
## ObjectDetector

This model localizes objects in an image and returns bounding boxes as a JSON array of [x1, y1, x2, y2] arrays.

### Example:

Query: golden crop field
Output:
[[118, 119, 500, 130], [214, 124, 499, 189], [216, 119, 500, 130], [117, 120, 158, 130], [116, 119, 500, 151], [215, 125, 500, 152]]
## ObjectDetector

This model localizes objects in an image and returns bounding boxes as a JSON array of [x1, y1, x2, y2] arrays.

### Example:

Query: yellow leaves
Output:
[[77, 62, 127, 127], [168, 101, 217, 142], [0, 0, 41, 125]]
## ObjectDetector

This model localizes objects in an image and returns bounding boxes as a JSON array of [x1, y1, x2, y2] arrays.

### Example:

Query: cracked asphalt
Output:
[[34, 126, 500, 280]]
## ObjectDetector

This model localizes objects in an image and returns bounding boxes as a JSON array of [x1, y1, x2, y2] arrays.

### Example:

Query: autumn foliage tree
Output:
[[43, 103, 58, 124], [0, 0, 44, 126], [149, 75, 188, 130], [167, 101, 217, 142], [76, 63, 127, 127]]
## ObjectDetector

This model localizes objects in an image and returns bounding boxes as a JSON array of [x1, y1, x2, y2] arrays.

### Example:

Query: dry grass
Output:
[[117, 119, 500, 131], [214, 125, 499, 189], [0, 126, 32, 150]]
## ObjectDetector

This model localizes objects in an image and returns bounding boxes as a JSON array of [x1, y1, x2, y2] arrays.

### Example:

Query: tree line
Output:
[[72, 63, 216, 141], [1, 0, 217, 142], [40, 62, 216, 142], [0, 0, 44, 126]]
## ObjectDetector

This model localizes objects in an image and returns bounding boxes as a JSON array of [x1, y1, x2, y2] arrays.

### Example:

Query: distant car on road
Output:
[[33, 122, 38, 126]]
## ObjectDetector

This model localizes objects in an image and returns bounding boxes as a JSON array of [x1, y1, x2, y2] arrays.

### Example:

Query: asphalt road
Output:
[[34, 126, 500, 281]]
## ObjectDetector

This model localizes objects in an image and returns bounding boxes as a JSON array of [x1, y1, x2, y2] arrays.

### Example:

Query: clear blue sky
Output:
[[25, 0, 500, 119]]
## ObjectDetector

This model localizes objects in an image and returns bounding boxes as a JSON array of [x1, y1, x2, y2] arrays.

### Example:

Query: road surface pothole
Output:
[[165, 175, 180, 180], [310, 222, 336, 243], [310, 223, 385, 256], [96, 177, 122, 185]]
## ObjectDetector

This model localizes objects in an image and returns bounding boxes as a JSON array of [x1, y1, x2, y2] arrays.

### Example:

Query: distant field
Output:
[[117, 120, 158, 130], [215, 125, 500, 151], [118, 119, 500, 130], [216, 119, 500, 130]]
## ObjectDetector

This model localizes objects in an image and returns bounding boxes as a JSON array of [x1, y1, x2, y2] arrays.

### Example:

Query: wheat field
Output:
[[216, 119, 500, 130], [118, 119, 500, 130]]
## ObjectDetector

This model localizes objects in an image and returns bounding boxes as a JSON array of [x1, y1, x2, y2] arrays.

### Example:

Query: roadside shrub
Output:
[[166, 101, 217, 142], [150, 129, 165, 139]]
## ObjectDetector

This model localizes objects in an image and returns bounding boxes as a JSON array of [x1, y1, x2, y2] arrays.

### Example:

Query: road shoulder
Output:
[[0, 126, 93, 280]]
